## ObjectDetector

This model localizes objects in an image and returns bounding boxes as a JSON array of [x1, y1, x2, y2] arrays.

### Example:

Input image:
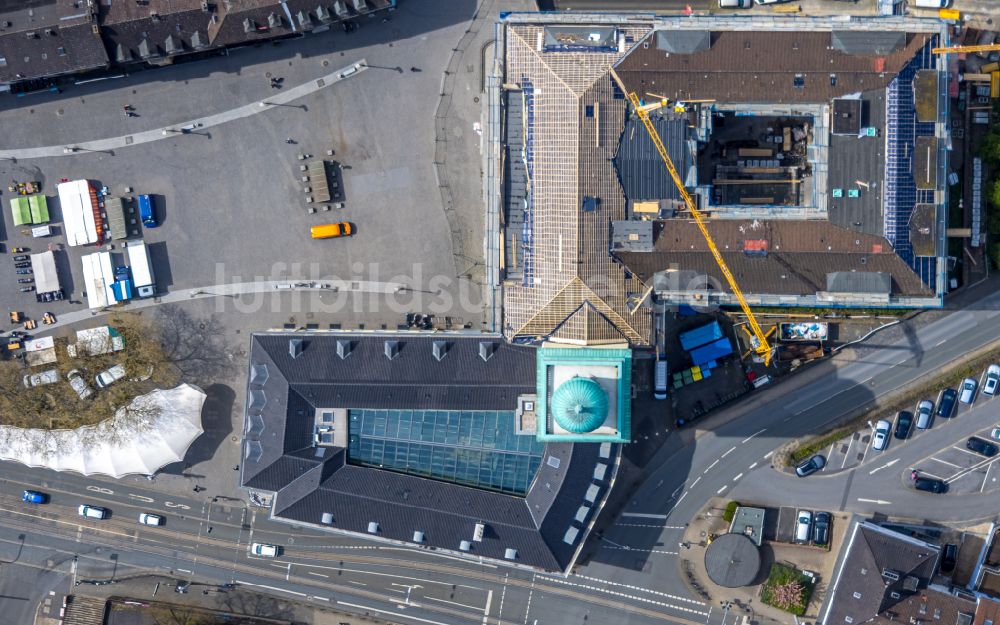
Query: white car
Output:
[[67, 369, 93, 400], [990, 428, 1000, 441], [23, 369, 59, 388], [872, 420, 891, 451], [138, 513, 163, 526], [795, 510, 813, 543], [250, 543, 280, 558], [983, 365, 1000, 397], [95, 364, 126, 389], [959, 378, 978, 404], [78, 504, 108, 520]]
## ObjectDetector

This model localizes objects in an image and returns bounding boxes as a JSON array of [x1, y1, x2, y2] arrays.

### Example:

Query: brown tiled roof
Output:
[[615, 31, 934, 103], [974, 597, 1000, 625], [101, 8, 212, 62], [0, 22, 109, 83], [615, 220, 932, 297], [874, 589, 976, 625], [101, 0, 207, 24]]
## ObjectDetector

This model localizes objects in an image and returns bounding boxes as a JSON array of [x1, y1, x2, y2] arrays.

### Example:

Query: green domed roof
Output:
[[551, 377, 609, 433]]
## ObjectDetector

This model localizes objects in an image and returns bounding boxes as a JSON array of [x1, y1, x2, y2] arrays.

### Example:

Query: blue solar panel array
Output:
[[883, 39, 938, 291], [522, 78, 536, 288], [348, 408, 545, 496]]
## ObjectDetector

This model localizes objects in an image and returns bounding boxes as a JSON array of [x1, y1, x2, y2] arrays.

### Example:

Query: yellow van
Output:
[[310, 222, 352, 239]]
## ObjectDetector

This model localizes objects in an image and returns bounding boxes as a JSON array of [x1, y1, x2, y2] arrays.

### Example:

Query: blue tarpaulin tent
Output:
[[689, 337, 733, 367], [679, 321, 723, 351]]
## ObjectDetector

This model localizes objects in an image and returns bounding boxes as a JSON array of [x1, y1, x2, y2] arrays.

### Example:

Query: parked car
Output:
[[795, 510, 813, 543], [959, 378, 978, 404], [937, 388, 957, 418], [914, 477, 948, 493], [719, 0, 753, 6], [812, 512, 831, 546], [95, 364, 126, 389], [991, 428, 1000, 441], [12, 255, 28, 261], [16, 278, 33, 284], [13, 262, 29, 268], [22, 490, 47, 504], [67, 369, 93, 400], [940, 543, 958, 574], [795, 454, 826, 477], [14, 268, 31, 275], [966, 436, 998, 457], [894, 411, 913, 439], [23, 368, 59, 388], [18, 286, 34, 292], [983, 365, 1000, 397], [872, 420, 891, 451], [78, 504, 108, 519], [250, 543, 280, 557], [138, 513, 164, 526]]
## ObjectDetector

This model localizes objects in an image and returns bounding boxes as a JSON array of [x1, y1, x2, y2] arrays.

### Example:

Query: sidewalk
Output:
[[678, 498, 851, 625]]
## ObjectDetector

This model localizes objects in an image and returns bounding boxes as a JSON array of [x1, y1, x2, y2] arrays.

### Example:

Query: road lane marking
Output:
[[234, 581, 306, 597], [691, 477, 701, 487], [423, 596, 481, 611], [945, 455, 1000, 484], [869, 459, 899, 475], [930, 457, 963, 468], [483, 589, 493, 625], [86, 486, 114, 495], [857, 498, 892, 505], [841, 434, 855, 469], [733, 473, 743, 482], [308, 572, 329, 578], [621, 512, 668, 520], [764, 451, 773, 459], [705, 459, 720, 473], [297, 562, 472, 588], [716, 485, 727, 494], [128, 494, 154, 503], [748, 462, 758, 470], [338, 601, 450, 625], [675, 491, 687, 505], [537, 575, 708, 616], [981, 462, 993, 493], [310, 596, 330, 602], [953, 446, 984, 457], [562, 574, 707, 607], [721, 446, 736, 458], [742, 429, 767, 443]]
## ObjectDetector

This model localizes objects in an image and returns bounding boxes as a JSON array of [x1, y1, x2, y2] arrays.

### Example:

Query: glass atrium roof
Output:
[[347, 409, 544, 495]]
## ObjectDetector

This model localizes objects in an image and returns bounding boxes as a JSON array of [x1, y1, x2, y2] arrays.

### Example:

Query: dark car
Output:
[[937, 388, 957, 418], [13, 262, 29, 268], [966, 436, 999, 457], [12, 255, 28, 261], [15, 268, 31, 275], [812, 511, 831, 546], [795, 454, 826, 477], [914, 477, 948, 493], [941, 543, 958, 574], [894, 411, 914, 439], [22, 490, 47, 504], [16, 278, 33, 284]]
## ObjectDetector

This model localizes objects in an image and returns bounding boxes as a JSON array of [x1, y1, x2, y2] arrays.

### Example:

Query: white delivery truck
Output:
[[126, 241, 156, 297]]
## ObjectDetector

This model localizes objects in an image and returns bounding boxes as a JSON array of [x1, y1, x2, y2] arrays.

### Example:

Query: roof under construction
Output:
[[492, 13, 947, 330]]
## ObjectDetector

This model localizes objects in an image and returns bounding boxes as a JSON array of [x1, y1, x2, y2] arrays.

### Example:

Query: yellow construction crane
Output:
[[932, 43, 1000, 55], [625, 91, 773, 365]]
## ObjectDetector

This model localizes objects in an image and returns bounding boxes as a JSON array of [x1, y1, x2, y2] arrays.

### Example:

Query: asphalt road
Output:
[[582, 286, 1000, 603]]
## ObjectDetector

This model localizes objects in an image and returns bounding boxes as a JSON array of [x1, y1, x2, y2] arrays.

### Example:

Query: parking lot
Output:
[[0, 1, 492, 337], [814, 367, 1000, 494]]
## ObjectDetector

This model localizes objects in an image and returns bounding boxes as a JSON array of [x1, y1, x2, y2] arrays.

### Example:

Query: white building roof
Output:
[[57, 179, 98, 247]]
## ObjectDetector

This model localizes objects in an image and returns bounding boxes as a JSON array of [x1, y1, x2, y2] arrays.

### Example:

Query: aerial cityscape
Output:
[[0, 0, 999, 624]]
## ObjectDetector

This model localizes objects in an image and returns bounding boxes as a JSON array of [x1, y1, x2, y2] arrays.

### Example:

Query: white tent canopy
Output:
[[0, 384, 206, 478], [57, 179, 99, 247], [30, 251, 60, 294]]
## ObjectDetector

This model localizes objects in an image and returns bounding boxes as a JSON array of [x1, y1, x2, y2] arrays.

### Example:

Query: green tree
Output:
[[981, 128, 1000, 168]]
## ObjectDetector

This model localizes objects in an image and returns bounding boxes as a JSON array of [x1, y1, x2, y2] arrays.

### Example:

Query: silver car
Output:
[[916, 400, 934, 430], [872, 420, 891, 451]]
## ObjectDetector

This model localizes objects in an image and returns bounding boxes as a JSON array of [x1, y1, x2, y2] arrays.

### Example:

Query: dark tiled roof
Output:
[[242, 333, 614, 572], [615, 220, 933, 297], [873, 589, 975, 625], [614, 110, 688, 203], [615, 31, 933, 104], [101, 8, 212, 63], [0, 22, 109, 82], [823, 522, 940, 625]]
